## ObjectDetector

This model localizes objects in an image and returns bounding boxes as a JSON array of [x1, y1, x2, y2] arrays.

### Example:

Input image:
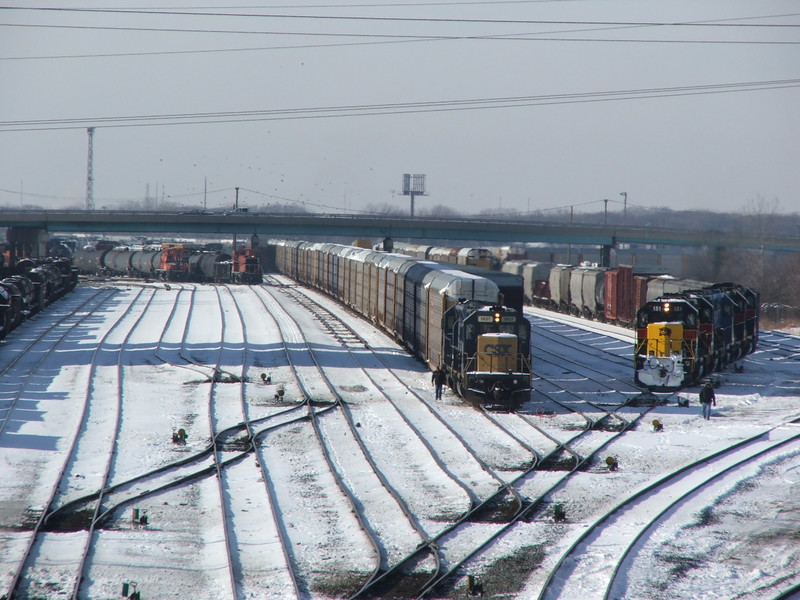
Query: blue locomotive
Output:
[[442, 300, 532, 409], [635, 283, 759, 390]]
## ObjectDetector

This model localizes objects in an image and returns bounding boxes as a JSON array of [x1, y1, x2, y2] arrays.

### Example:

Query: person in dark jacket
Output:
[[699, 382, 716, 420], [431, 367, 445, 400]]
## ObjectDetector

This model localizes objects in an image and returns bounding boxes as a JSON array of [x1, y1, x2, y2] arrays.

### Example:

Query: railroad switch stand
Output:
[[652, 419, 664, 432], [606, 456, 619, 471], [467, 574, 484, 596], [172, 428, 188, 445], [553, 503, 567, 522], [121, 581, 139, 598], [260, 372, 271, 384], [274, 386, 285, 401], [131, 508, 149, 529]]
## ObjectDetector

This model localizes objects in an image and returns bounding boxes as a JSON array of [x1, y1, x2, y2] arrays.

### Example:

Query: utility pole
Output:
[[232, 186, 239, 251], [85, 127, 95, 211], [604, 199, 608, 225], [620, 191, 627, 225], [204, 177, 208, 211]]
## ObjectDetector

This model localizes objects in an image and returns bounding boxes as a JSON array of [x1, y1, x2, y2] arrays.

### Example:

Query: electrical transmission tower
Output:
[[85, 127, 95, 211]]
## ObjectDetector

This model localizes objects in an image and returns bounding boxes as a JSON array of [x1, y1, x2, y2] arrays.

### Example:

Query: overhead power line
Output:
[[1, 78, 798, 133], [2, 8, 797, 59], [1, 30, 798, 63], [4, 21, 798, 46], [2, 5, 799, 27]]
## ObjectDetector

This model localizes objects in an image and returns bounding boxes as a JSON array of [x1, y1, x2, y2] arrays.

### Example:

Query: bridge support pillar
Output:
[[6, 227, 48, 262], [600, 244, 611, 267]]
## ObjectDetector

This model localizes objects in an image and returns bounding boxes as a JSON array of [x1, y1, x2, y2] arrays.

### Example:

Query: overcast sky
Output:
[[0, 1, 798, 218]]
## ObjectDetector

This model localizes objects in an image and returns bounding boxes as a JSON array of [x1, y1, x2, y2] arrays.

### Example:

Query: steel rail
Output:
[[252, 284, 386, 597], [5, 287, 147, 599], [0, 287, 114, 435], [70, 287, 158, 598], [534, 421, 800, 600], [602, 422, 800, 600]]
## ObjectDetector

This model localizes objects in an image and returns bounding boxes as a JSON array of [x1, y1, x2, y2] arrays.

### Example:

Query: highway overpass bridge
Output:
[[1, 209, 799, 256]]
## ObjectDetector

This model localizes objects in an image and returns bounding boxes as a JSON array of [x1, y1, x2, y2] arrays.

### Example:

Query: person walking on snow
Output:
[[432, 367, 445, 400], [699, 382, 716, 420]]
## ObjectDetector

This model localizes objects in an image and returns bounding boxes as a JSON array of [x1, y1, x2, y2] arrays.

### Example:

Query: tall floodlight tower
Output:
[[402, 173, 426, 217], [85, 127, 95, 211]]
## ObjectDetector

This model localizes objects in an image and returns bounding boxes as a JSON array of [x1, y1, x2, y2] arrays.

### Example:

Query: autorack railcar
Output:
[[268, 240, 531, 409], [390, 242, 501, 270]]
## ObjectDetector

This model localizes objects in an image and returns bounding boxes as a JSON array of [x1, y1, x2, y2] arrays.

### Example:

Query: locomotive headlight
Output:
[[493, 312, 501, 323], [664, 303, 670, 312]]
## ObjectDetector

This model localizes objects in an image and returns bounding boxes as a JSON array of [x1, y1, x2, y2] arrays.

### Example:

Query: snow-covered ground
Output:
[[0, 283, 797, 600]]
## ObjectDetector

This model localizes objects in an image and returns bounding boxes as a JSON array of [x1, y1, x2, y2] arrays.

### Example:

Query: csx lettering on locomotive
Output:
[[483, 344, 512, 356]]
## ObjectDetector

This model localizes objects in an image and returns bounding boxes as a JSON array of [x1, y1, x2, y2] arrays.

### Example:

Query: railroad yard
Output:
[[0, 277, 798, 600]]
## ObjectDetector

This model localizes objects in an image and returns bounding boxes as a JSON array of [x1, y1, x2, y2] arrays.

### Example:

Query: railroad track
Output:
[[7, 286, 151, 598], [538, 421, 800, 600], [2, 278, 798, 599], [264, 275, 677, 599]]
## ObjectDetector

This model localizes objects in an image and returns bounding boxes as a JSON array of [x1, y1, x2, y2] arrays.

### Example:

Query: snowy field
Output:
[[0, 282, 797, 600]]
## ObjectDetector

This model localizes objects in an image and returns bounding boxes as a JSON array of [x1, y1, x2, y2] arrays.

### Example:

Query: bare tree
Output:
[[364, 202, 406, 215], [418, 204, 461, 218]]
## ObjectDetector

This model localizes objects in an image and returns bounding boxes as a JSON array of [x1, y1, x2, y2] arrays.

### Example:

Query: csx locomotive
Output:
[[443, 300, 531, 408], [267, 240, 531, 409]]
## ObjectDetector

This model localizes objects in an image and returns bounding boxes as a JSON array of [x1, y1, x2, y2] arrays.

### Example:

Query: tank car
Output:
[[72, 248, 109, 275], [189, 251, 231, 282], [393, 242, 500, 270], [103, 249, 136, 275], [442, 300, 531, 410], [0, 256, 75, 339], [130, 249, 161, 278], [48, 257, 78, 294], [29, 263, 64, 302]]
